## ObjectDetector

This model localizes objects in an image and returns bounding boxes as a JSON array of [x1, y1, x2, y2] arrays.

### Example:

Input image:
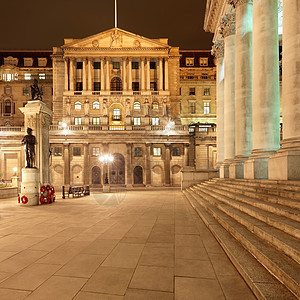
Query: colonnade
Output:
[[64, 56, 169, 92], [213, 0, 300, 180]]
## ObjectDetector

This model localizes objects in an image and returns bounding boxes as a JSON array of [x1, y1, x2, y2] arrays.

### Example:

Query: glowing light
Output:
[[13, 167, 17, 173], [62, 122, 67, 128], [99, 154, 114, 163]]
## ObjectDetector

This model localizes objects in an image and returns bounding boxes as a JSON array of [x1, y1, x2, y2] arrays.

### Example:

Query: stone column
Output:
[[122, 57, 127, 91], [83, 58, 87, 91], [146, 57, 151, 91], [83, 143, 89, 185], [64, 58, 69, 91], [69, 58, 75, 91], [146, 143, 151, 186], [164, 58, 169, 90], [219, 13, 236, 178], [128, 57, 132, 91], [126, 143, 133, 186], [184, 144, 189, 166], [159, 57, 163, 91], [88, 58, 93, 91], [106, 57, 110, 91], [269, 0, 300, 180], [229, 0, 253, 179], [63, 143, 70, 186], [164, 144, 171, 185], [101, 57, 105, 91], [141, 58, 145, 91], [212, 40, 225, 170], [244, 0, 280, 179]]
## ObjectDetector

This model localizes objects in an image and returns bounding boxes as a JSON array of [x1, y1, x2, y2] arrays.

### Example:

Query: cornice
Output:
[[63, 47, 168, 52], [211, 40, 224, 61], [227, 0, 253, 8], [219, 12, 236, 38]]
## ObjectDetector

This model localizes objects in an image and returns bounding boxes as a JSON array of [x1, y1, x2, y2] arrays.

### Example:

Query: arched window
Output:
[[4, 100, 12, 114], [111, 77, 123, 91], [134, 101, 141, 110], [152, 101, 159, 109], [75, 101, 81, 110], [93, 101, 100, 109]]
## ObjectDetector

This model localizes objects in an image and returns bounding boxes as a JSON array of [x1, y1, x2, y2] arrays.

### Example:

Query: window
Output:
[[92, 117, 100, 125], [186, 57, 194, 66], [204, 102, 210, 114], [76, 62, 83, 69], [189, 87, 195, 95], [172, 147, 181, 156], [38, 58, 47, 67], [179, 88, 181, 96], [132, 62, 139, 69], [23, 87, 30, 96], [24, 73, 31, 80], [76, 82, 83, 91], [39, 73, 46, 80], [24, 58, 33, 67], [134, 147, 143, 157], [134, 117, 141, 125], [113, 108, 121, 120], [74, 117, 82, 125], [75, 101, 82, 110], [201, 73, 208, 80], [150, 62, 156, 69], [93, 101, 100, 109], [73, 147, 81, 156], [204, 87, 210, 96], [152, 101, 159, 109], [94, 62, 101, 69], [54, 147, 62, 156], [134, 101, 141, 110], [94, 82, 101, 91], [200, 57, 209, 66], [111, 77, 122, 91], [152, 118, 159, 125], [4, 56, 18, 66], [153, 147, 161, 156], [92, 147, 100, 156], [189, 102, 196, 114], [4, 100, 12, 114], [113, 62, 120, 69], [150, 82, 157, 91], [132, 82, 139, 91]]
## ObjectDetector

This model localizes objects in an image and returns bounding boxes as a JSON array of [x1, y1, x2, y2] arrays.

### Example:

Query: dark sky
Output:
[[0, 0, 213, 50]]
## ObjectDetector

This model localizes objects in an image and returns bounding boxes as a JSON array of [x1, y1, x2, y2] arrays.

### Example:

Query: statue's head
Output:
[[27, 127, 33, 134], [33, 79, 38, 85]]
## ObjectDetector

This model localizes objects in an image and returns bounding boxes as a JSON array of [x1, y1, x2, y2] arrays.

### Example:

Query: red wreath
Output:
[[47, 194, 52, 204], [52, 196, 55, 202], [51, 186, 55, 194], [39, 195, 46, 204], [46, 184, 51, 191], [21, 195, 28, 204], [17, 196, 20, 203], [40, 186, 46, 193]]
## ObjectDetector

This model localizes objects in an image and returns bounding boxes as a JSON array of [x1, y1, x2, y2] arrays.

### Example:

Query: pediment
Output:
[[62, 28, 171, 50]]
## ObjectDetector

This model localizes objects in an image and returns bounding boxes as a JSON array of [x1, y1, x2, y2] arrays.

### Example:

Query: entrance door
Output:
[[134, 166, 143, 184], [110, 153, 125, 184], [92, 166, 101, 184]]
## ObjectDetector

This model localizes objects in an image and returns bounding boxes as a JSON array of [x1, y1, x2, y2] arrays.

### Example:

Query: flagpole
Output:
[[115, 0, 117, 28]]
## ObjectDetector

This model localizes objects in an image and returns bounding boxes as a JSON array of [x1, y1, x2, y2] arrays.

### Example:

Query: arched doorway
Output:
[[92, 166, 101, 184], [152, 165, 163, 186], [110, 153, 125, 184], [134, 166, 143, 184], [111, 77, 123, 91]]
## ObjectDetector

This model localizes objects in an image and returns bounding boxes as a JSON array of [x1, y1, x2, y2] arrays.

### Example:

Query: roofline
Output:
[[179, 50, 212, 52], [0, 50, 52, 52]]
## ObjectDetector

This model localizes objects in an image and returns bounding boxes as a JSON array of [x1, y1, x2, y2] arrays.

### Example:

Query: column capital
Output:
[[64, 57, 69, 62], [228, 0, 253, 8], [70, 57, 76, 61], [212, 40, 224, 61], [219, 12, 236, 38], [128, 56, 133, 61], [88, 57, 93, 62]]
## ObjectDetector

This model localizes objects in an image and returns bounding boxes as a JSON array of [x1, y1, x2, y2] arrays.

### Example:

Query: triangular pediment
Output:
[[62, 28, 171, 49]]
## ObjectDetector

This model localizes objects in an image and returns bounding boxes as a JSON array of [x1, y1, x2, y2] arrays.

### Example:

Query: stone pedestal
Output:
[[229, 160, 244, 179], [244, 155, 270, 180], [103, 184, 111, 193], [220, 163, 229, 178], [20, 168, 40, 206], [11, 176, 19, 188]]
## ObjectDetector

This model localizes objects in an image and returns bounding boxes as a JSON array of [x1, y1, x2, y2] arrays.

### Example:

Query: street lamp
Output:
[[99, 154, 114, 191], [13, 167, 17, 176]]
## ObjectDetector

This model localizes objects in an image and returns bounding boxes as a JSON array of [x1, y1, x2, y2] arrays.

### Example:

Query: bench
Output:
[[68, 185, 90, 198]]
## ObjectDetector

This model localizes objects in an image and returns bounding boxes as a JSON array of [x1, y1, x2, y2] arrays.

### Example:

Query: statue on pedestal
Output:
[[30, 79, 43, 101], [22, 128, 36, 168]]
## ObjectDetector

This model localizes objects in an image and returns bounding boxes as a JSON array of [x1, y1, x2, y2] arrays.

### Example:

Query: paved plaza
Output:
[[0, 189, 255, 300]]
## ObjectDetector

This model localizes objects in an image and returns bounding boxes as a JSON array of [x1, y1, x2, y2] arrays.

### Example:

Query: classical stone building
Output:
[[0, 28, 217, 187]]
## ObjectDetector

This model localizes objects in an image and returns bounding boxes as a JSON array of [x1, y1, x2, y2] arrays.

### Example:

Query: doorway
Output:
[[134, 166, 143, 184]]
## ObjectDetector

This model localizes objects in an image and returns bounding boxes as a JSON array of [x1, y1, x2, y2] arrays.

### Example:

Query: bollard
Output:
[[62, 185, 65, 199]]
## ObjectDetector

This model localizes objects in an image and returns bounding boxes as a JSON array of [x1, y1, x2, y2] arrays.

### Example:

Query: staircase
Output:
[[183, 178, 300, 300]]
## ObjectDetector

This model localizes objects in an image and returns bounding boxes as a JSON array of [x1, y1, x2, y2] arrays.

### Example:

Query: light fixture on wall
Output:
[[13, 167, 17, 176]]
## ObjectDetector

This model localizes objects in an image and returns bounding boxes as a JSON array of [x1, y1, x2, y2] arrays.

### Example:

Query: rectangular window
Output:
[[76, 62, 83, 69], [24, 73, 31, 80], [113, 62, 120, 69], [134, 147, 143, 157], [189, 87, 195, 95], [200, 57, 209, 66], [172, 147, 181, 156], [74, 117, 82, 125], [186, 57, 194, 66], [150, 61, 156, 69], [204, 87, 210, 96], [179, 88, 181, 95], [39, 73, 46, 80], [132, 62, 139, 69], [153, 147, 161, 156], [38, 58, 47, 67], [54, 147, 62, 156], [92, 117, 100, 125], [189, 102, 196, 114], [94, 62, 101, 69], [204, 102, 210, 114], [134, 118, 141, 125], [76, 82, 83, 91], [92, 147, 100, 156], [201, 73, 208, 79], [94, 82, 101, 91], [73, 147, 81, 156], [132, 82, 140, 91], [150, 82, 157, 91], [152, 118, 159, 125], [113, 108, 121, 120]]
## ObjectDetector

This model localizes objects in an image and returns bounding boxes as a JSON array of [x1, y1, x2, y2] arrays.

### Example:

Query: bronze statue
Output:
[[30, 79, 43, 101], [22, 128, 36, 168]]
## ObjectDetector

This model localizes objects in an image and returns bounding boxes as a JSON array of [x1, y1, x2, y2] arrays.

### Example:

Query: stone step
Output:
[[208, 180, 300, 211], [183, 189, 300, 299], [201, 181, 300, 222], [196, 184, 300, 240], [190, 186, 300, 264]]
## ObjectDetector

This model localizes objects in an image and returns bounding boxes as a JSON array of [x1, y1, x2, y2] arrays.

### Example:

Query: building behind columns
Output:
[[205, 0, 297, 180], [0, 28, 217, 187]]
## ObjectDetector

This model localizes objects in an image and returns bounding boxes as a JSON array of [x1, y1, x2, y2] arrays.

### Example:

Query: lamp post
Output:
[[99, 154, 114, 192]]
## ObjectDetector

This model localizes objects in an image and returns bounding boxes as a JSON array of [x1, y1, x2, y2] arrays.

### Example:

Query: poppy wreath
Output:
[[51, 186, 55, 195], [46, 184, 51, 192], [17, 195, 20, 203], [39, 195, 46, 204], [40, 186, 46, 193], [40, 184, 55, 204], [21, 195, 28, 204]]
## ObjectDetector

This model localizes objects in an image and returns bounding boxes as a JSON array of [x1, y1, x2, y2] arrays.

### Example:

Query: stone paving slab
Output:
[[0, 190, 256, 299]]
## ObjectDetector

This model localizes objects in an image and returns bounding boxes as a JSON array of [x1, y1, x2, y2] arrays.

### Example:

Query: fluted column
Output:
[[141, 57, 145, 91], [64, 58, 69, 91], [164, 144, 171, 185], [83, 143, 89, 185], [184, 144, 189, 167], [128, 57, 132, 91], [122, 57, 127, 91], [63, 143, 70, 185], [212, 40, 225, 169], [106, 57, 110, 91], [83, 58, 87, 91], [146, 57, 151, 91], [269, 0, 300, 180], [164, 58, 169, 90], [146, 144, 151, 186], [88, 58, 93, 91], [100, 57, 105, 91], [219, 13, 236, 178], [159, 57, 163, 91], [244, 0, 280, 179], [69, 58, 75, 91], [126, 143, 132, 186]]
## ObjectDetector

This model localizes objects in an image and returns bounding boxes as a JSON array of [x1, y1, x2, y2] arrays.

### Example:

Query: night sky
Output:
[[0, 0, 213, 50]]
